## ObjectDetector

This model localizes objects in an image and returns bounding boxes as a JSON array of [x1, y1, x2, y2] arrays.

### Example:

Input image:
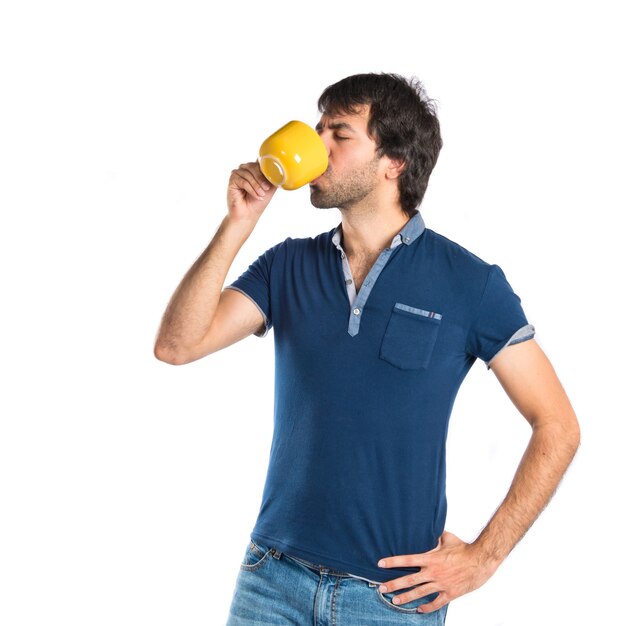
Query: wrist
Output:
[[221, 213, 258, 243], [224, 212, 258, 228], [467, 539, 505, 576]]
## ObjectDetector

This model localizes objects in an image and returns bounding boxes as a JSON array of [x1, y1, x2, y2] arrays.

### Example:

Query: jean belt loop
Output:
[[272, 548, 282, 560]]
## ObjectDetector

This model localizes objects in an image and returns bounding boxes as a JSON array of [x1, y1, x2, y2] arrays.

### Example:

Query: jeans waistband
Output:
[[281, 550, 384, 586]]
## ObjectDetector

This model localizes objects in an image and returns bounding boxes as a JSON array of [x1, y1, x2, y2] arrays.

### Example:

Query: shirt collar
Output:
[[331, 210, 425, 251]]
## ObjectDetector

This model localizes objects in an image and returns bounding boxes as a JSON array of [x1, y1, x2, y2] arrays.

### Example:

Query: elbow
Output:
[[555, 411, 582, 458], [153, 341, 188, 366], [562, 406, 581, 453], [569, 415, 582, 455], [532, 408, 581, 458]]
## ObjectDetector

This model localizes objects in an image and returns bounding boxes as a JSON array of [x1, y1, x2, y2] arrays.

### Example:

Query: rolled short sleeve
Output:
[[224, 242, 280, 338], [466, 264, 536, 369]]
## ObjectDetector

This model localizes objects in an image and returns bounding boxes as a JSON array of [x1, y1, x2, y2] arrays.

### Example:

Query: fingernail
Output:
[[378, 559, 386, 567], [379, 585, 387, 592], [263, 183, 270, 190]]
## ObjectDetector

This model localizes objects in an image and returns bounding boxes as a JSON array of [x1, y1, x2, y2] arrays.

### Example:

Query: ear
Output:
[[385, 157, 406, 180]]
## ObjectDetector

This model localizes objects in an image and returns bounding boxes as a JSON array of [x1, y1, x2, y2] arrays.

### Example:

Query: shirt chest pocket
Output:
[[379, 302, 443, 370]]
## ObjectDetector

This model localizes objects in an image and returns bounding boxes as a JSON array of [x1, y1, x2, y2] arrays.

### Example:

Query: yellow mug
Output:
[[258, 120, 328, 190]]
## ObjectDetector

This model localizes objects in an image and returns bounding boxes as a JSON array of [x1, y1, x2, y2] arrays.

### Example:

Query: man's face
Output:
[[309, 104, 384, 210]]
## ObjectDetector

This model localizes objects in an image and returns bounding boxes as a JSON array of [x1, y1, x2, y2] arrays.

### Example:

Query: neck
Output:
[[339, 207, 414, 257]]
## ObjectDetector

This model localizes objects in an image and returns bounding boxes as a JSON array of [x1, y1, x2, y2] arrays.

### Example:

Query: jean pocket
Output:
[[240, 539, 274, 572], [379, 303, 442, 370], [374, 584, 440, 616]]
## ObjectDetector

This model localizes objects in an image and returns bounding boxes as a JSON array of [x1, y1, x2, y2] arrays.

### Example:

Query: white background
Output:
[[1, 1, 624, 624]]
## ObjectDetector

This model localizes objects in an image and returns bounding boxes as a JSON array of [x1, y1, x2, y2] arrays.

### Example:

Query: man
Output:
[[154, 73, 580, 624]]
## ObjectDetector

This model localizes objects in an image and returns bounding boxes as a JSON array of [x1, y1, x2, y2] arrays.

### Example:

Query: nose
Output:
[[316, 130, 332, 157]]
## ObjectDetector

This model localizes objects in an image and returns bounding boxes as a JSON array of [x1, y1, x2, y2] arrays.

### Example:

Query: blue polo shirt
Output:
[[224, 209, 535, 583]]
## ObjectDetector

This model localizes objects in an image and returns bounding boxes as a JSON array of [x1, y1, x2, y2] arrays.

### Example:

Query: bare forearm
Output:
[[154, 214, 257, 360], [471, 417, 580, 569]]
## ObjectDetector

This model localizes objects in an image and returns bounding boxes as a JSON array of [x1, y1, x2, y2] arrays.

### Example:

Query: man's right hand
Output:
[[227, 161, 278, 222]]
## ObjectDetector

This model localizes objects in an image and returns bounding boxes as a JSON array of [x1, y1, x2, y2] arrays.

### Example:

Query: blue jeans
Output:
[[226, 538, 448, 625]]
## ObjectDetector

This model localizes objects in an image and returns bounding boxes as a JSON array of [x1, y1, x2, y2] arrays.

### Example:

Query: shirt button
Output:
[[346, 279, 352, 284], [353, 308, 361, 316], [341, 253, 345, 259], [406, 236, 411, 242]]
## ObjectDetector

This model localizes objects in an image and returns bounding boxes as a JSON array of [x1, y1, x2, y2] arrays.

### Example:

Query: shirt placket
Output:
[[334, 235, 403, 337]]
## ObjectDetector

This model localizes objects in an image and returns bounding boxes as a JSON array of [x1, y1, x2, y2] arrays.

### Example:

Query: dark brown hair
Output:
[[318, 73, 443, 216]]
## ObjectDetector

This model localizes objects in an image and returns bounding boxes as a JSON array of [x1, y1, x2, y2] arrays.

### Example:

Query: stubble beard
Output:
[[309, 155, 382, 210]]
